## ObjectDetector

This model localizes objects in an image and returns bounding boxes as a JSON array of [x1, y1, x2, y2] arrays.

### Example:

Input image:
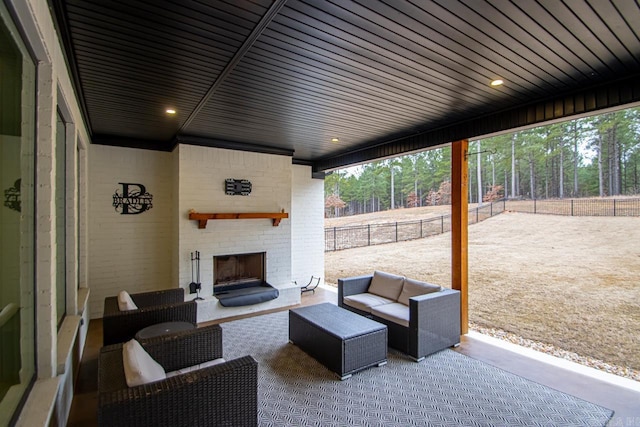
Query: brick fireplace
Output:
[[176, 145, 308, 322]]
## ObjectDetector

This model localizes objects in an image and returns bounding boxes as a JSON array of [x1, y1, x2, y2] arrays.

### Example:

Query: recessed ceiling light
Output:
[[331, 138, 340, 143], [166, 108, 176, 115], [490, 79, 504, 87]]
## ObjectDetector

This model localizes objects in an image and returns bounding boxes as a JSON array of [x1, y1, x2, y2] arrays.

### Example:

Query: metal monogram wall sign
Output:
[[4, 179, 21, 212], [225, 178, 252, 196], [112, 182, 153, 214]]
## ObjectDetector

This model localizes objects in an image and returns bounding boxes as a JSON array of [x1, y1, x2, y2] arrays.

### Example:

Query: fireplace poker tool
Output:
[[195, 250, 203, 300], [189, 251, 203, 300]]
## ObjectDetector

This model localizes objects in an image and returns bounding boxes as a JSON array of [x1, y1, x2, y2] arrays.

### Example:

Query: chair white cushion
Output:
[[367, 271, 405, 301], [343, 293, 395, 313], [371, 302, 410, 327], [117, 290, 138, 311], [122, 339, 166, 387], [166, 358, 227, 378], [397, 278, 442, 306]]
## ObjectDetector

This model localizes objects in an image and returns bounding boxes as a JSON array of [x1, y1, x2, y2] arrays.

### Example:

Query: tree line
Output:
[[325, 107, 640, 217]]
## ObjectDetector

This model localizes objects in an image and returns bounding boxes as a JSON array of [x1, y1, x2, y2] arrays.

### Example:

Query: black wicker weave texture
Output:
[[338, 274, 461, 361], [289, 303, 387, 379], [98, 324, 258, 427], [102, 288, 197, 345]]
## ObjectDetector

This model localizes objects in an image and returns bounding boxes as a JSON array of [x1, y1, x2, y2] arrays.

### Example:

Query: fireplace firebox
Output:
[[214, 252, 265, 286], [212, 252, 279, 307]]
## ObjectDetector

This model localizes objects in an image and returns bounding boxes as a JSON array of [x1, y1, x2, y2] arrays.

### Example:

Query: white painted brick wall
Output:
[[178, 146, 292, 297], [87, 145, 173, 318], [291, 165, 325, 285], [87, 145, 322, 317]]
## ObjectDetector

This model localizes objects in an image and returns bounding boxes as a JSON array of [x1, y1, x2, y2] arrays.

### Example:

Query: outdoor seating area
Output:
[[65, 286, 639, 426], [338, 271, 461, 361], [6, 1, 640, 425]]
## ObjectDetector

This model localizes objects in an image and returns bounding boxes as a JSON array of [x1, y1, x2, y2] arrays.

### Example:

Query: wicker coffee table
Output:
[[289, 303, 387, 380]]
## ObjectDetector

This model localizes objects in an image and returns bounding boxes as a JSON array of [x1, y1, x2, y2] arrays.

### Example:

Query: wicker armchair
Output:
[[102, 288, 197, 345], [338, 274, 460, 361], [98, 324, 258, 427]]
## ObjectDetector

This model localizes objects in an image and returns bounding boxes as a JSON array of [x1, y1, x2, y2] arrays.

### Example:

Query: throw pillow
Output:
[[397, 278, 442, 306], [117, 290, 138, 311], [122, 339, 166, 387], [368, 270, 405, 301], [166, 358, 227, 378]]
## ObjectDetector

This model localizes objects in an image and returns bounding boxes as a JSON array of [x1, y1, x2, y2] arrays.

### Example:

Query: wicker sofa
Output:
[[102, 288, 197, 345], [98, 324, 258, 427], [338, 271, 460, 361]]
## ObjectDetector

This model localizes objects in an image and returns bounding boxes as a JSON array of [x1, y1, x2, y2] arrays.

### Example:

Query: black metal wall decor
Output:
[[3, 179, 21, 212], [225, 178, 252, 196], [112, 182, 153, 214]]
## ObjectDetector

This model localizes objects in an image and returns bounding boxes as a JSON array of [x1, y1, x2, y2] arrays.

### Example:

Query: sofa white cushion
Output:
[[122, 339, 166, 387], [371, 302, 410, 327], [368, 271, 405, 301], [166, 358, 226, 378], [117, 290, 138, 311], [343, 293, 395, 313], [397, 278, 442, 306]]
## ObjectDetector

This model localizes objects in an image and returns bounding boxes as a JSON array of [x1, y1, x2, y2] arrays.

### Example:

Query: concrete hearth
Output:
[[191, 282, 300, 323]]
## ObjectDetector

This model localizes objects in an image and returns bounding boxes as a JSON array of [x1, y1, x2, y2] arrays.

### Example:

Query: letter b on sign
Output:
[[112, 182, 153, 214]]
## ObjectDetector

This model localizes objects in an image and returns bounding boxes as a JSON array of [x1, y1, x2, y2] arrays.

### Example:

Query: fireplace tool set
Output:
[[189, 251, 203, 300]]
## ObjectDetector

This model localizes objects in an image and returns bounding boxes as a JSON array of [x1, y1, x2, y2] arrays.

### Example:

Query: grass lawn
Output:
[[325, 210, 640, 380]]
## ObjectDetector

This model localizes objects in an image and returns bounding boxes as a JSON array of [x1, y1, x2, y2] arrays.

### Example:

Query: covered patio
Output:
[[3, 0, 640, 425], [51, 0, 640, 331]]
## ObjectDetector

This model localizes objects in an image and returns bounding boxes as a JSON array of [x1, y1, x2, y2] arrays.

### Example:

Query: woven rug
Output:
[[221, 311, 613, 426]]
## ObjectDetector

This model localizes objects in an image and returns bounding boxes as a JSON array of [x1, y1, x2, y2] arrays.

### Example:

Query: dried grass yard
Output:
[[324, 210, 640, 380]]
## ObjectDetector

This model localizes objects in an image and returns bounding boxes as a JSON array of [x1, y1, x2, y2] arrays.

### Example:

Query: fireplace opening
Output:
[[212, 252, 278, 307], [213, 251, 265, 287]]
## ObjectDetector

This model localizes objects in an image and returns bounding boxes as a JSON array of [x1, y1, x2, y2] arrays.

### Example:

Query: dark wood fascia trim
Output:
[[92, 135, 173, 152], [312, 73, 640, 173]]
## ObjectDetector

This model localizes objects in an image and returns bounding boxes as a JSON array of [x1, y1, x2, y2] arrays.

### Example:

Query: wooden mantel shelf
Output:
[[188, 211, 289, 229]]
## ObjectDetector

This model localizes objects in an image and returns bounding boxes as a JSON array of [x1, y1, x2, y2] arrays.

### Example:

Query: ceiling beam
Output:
[[313, 73, 640, 172], [92, 134, 174, 151], [177, 0, 289, 135], [176, 134, 294, 156]]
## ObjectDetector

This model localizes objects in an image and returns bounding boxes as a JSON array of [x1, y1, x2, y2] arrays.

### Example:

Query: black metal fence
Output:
[[505, 198, 640, 217], [324, 198, 640, 251], [325, 200, 506, 251]]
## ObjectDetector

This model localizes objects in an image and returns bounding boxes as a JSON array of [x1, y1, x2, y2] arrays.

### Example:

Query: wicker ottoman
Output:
[[289, 303, 387, 380]]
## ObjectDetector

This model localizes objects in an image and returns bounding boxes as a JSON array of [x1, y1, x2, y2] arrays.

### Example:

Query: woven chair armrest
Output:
[[140, 325, 223, 372], [409, 289, 461, 330], [131, 288, 185, 307], [98, 355, 258, 427], [338, 275, 373, 306], [103, 288, 185, 316], [102, 301, 197, 345]]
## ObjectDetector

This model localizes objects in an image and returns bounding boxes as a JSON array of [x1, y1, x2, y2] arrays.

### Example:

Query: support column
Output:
[[35, 62, 57, 377], [451, 139, 469, 334]]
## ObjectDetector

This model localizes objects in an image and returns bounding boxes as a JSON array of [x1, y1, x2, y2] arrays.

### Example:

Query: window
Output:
[[0, 4, 36, 425], [56, 112, 66, 327]]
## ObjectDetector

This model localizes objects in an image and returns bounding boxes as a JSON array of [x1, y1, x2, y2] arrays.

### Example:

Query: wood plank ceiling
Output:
[[55, 0, 640, 172]]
